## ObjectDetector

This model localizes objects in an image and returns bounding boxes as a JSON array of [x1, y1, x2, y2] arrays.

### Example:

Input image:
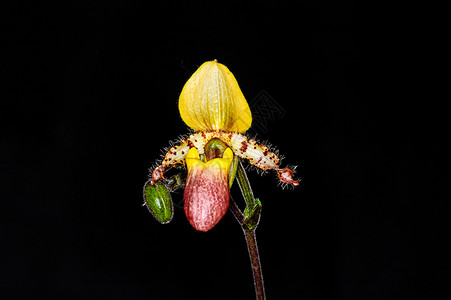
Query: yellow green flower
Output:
[[148, 60, 298, 231]]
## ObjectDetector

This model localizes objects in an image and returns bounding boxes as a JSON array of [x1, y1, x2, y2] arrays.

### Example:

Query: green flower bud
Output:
[[143, 180, 173, 224]]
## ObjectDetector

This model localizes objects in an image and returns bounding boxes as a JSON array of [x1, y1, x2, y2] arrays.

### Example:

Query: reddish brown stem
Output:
[[229, 198, 266, 300], [243, 227, 266, 300]]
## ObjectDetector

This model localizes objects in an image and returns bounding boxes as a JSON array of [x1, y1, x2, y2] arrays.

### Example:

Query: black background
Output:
[[2, 1, 449, 299]]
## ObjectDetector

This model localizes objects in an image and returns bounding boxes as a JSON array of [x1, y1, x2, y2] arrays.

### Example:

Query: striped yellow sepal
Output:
[[178, 60, 252, 133]]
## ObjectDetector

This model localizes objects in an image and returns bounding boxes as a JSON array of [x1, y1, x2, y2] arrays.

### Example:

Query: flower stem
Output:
[[244, 228, 265, 300], [229, 160, 266, 300], [235, 160, 255, 208], [229, 196, 244, 224]]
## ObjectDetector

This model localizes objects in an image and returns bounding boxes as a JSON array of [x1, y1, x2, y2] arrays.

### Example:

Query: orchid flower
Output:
[[145, 60, 299, 232]]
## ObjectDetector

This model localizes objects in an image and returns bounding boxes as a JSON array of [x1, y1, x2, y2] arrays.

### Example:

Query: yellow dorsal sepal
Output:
[[179, 60, 252, 133]]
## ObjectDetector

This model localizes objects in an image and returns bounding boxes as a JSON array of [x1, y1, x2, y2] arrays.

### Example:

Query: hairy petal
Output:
[[150, 131, 299, 187], [226, 133, 299, 186], [151, 139, 189, 184], [187, 131, 299, 186]]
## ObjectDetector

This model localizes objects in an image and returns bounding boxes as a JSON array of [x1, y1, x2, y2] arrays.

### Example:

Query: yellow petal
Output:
[[179, 60, 252, 133], [185, 147, 233, 173]]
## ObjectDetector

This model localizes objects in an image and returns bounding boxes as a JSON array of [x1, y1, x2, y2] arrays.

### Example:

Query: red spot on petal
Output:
[[240, 140, 248, 153]]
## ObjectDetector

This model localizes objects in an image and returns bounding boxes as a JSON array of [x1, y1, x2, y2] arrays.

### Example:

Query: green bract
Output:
[[143, 180, 173, 224]]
